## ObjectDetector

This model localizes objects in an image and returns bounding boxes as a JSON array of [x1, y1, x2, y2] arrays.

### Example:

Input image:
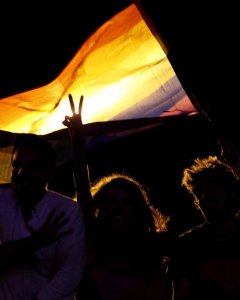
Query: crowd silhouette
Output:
[[1, 93, 240, 299]]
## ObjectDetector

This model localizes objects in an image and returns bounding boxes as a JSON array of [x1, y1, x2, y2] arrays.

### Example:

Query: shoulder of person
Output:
[[179, 222, 209, 240], [177, 222, 212, 255], [0, 183, 11, 189], [46, 189, 76, 203], [43, 190, 82, 215], [0, 183, 12, 195]]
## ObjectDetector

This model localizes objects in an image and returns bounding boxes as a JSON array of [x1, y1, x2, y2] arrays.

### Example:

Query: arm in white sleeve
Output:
[[37, 203, 86, 300]]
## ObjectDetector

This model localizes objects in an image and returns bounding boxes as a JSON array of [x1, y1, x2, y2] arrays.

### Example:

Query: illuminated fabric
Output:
[[0, 4, 196, 135], [0, 4, 197, 183]]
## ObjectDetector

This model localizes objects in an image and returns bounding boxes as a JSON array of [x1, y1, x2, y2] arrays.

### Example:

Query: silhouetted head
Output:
[[182, 155, 240, 223], [91, 173, 167, 233], [11, 133, 57, 203]]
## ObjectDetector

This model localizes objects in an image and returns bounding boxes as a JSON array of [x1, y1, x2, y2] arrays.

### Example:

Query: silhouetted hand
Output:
[[26, 208, 73, 248], [62, 94, 85, 142]]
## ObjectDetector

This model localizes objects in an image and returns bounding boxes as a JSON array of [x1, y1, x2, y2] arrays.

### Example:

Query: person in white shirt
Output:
[[0, 133, 86, 300]]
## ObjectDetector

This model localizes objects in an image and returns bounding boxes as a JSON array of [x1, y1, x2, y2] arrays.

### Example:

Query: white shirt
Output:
[[0, 185, 86, 300]]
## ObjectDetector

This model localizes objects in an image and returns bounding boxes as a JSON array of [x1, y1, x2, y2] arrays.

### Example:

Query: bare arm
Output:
[[62, 94, 94, 224]]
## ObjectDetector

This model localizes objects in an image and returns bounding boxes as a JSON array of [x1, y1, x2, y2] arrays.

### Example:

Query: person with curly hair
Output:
[[63, 94, 173, 300], [173, 155, 240, 300]]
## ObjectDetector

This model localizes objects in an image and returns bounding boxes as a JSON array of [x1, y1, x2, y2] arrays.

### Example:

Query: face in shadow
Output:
[[102, 186, 136, 230]]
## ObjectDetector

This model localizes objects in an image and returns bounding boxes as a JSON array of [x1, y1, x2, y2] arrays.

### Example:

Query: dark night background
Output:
[[1, 0, 239, 232]]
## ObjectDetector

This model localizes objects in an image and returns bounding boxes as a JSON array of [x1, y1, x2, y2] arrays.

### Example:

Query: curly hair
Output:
[[90, 172, 169, 233], [182, 155, 240, 206]]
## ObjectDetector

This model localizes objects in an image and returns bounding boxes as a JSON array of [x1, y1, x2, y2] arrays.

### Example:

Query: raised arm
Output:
[[62, 94, 94, 223]]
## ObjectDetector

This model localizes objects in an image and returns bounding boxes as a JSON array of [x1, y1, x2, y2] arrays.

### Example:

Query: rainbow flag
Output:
[[0, 3, 196, 135], [0, 3, 197, 182]]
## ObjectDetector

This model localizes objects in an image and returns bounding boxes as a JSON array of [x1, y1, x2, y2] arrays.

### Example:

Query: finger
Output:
[[54, 217, 70, 230], [45, 208, 57, 224], [78, 95, 84, 115], [62, 116, 68, 125], [62, 116, 70, 126], [26, 224, 35, 234], [51, 211, 67, 225], [68, 94, 76, 114]]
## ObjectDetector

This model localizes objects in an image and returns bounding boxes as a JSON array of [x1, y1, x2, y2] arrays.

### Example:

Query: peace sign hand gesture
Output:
[[62, 94, 85, 142]]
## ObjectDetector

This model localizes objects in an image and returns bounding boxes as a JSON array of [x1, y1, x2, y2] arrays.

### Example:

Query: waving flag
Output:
[[0, 3, 197, 183], [0, 3, 196, 135]]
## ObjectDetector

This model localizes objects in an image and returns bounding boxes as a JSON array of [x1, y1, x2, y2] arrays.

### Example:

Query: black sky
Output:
[[1, 1, 240, 127], [0, 0, 133, 99], [1, 0, 239, 139]]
